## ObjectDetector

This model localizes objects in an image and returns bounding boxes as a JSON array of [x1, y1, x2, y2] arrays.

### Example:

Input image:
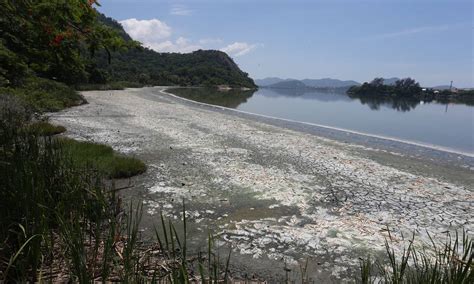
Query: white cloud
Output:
[[120, 18, 201, 53], [120, 18, 261, 55], [170, 4, 193, 16], [220, 42, 261, 57], [147, 37, 203, 53], [120, 18, 171, 42]]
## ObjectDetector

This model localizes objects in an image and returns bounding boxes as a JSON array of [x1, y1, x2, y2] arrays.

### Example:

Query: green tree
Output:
[[0, 0, 134, 85], [370, 77, 384, 88], [394, 78, 421, 97]]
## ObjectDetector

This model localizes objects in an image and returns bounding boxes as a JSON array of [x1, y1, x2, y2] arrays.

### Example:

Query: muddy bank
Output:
[[50, 87, 473, 282]]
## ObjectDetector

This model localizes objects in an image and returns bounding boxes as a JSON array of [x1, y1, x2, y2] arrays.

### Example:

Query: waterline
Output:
[[161, 88, 474, 158]]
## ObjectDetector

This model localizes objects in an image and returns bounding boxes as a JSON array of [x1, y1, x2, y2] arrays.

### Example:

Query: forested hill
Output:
[[95, 14, 257, 88]]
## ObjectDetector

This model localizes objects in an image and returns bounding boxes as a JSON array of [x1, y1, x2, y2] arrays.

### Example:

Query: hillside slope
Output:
[[301, 78, 360, 88], [257, 77, 359, 88], [266, 80, 307, 89], [95, 15, 256, 88], [254, 77, 293, 86]]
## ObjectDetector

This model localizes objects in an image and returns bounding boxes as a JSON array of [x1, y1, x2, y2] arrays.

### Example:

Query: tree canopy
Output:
[[0, 0, 134, 86], [347, 77, 422, 97], [1, 2, 255, 88], [92, 14, 256, 88], [347, 77, 473, 105]]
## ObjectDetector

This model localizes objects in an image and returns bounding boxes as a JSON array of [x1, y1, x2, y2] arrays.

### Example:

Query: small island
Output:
[[347, 77, 474, 105]]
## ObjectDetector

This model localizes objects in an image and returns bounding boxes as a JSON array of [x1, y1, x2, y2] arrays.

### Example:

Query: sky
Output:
[[98, 0, 473, 87]]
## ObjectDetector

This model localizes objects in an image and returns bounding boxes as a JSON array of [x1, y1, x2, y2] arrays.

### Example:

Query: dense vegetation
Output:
[[348, 77, 474, 105], [348, 78, 423, 97], [0, 77, 86, 112], [0, 0, 133, 111], [0, 2, 148, 281], [62, 14, 253, 88], [0, 0, 132, 87], [94, 14, 256, 88], [94, 48, 257, 88], [1, 1, 255, 93], [0, 96, 117, 281], [61, 138, 146, 179]]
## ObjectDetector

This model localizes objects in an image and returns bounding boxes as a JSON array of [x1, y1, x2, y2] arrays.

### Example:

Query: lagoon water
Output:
[[168, 87, 474, 154]]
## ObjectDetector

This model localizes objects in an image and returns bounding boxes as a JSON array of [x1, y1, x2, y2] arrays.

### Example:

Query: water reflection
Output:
[[169, 87, 426, 112], [258, 87, 352, 103], [167, 87, 474, 153], [168, 87, 256, 108], [348, 93, 420, 112], [262, 88, 421, 111]]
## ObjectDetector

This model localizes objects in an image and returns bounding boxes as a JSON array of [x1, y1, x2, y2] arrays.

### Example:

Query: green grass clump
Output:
[[0, 96, 108, 281], [27, 121, 66, 136], [0, 77, 85, 112], [60, 138, 146, 179], [0, 94, 149, 282], [359, 230, 473, 283]]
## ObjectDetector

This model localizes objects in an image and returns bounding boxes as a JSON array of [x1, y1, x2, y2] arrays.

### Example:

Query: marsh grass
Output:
[[359, 230, 473, 283], [0, 95, 146, 282], [0, 77, 85, 112], [27, 121, 66, 136], [60, 138, 147, 179], [0, 96, 111, 281], [154, 202, 233, 283]]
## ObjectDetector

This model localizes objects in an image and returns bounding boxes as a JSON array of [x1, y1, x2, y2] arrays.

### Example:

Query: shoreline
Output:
[[50, 87, 473, 281], [162, 88, 474, 159]]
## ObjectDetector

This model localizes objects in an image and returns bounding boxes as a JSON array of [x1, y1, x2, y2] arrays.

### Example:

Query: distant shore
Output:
[[50, 87, 473, 281]]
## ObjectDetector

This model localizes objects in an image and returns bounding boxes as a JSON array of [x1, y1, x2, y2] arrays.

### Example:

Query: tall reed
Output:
[[359, 230, 473, 283]]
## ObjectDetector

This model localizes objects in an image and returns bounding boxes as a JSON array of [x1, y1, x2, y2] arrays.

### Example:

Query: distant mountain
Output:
[[266, 80, 307, 89], [257, 77, 360, 89], [301, 78, 360, 88], [254, 77, 288, 86]]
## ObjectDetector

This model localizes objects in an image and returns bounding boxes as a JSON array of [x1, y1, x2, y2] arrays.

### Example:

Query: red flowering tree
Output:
[[0, 0, 133, 85]]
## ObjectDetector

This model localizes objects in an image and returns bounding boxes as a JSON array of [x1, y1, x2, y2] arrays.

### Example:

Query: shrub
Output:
[[0, 77, 86, 112], [60, 138, 147, 179], [27, 121, 66, 136]]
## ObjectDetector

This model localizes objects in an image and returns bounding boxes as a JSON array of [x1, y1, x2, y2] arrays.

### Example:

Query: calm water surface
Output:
[[168, 88, 474, 154]]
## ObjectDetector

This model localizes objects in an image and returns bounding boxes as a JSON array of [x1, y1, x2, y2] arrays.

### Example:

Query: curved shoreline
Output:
[[160, 88, 474, 165], [50, 87, 474, 281]]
